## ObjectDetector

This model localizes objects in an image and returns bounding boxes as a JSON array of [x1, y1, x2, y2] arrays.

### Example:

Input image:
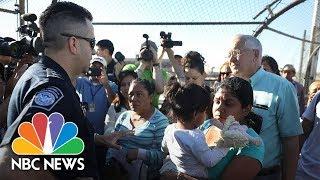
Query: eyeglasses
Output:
[[226, 49, 252, 59], [60, 33, 95, 49]]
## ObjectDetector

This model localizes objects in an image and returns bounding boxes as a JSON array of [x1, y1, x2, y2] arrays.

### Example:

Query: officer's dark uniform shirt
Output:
[[6, 55, 98, 178]]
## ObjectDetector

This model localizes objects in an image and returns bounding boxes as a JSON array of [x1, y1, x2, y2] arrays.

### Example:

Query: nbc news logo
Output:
[[11, 112, 85, 170]]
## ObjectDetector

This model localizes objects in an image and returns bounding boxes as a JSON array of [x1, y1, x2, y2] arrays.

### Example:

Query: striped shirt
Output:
[[109, 109, 169, 168]]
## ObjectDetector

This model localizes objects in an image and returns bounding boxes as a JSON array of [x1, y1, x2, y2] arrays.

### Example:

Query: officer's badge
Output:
[[31, 86, 64, 111]]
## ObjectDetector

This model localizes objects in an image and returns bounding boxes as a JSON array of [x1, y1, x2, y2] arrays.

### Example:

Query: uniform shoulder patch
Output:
[[31, 86, 64, 111]]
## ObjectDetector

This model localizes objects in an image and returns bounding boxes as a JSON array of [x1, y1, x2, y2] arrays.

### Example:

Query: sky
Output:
[[0, 0, 315, 74]]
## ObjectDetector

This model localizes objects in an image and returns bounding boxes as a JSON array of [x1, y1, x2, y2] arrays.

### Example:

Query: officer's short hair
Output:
[[96, 39, 114, 55], [39, 2, 93, 50]]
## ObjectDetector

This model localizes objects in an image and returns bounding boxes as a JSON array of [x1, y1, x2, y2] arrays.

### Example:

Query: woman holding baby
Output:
[[161, 77, 265, 179]]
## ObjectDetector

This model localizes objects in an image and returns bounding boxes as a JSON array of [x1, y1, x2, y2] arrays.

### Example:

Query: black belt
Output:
[[257, 165, 281, 176]]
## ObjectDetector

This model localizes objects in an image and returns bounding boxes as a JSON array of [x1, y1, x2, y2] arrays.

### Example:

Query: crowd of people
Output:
[[0, 1, 319, 180]]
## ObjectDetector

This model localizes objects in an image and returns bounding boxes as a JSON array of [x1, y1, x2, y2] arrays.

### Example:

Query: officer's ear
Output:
[[67, 37, 79, 55]]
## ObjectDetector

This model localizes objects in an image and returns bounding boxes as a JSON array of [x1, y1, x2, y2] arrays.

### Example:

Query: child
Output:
[[161, 83, 260, 178]]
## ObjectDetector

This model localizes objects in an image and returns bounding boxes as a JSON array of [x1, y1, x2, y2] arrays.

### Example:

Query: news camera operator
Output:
[[0, 12, 51, 143], [0, 12, 45, 103], [0, 2, 133, 180], [135, 33, 184, 107], [0, 36, 36, 142], [159, 31, 185, 84]]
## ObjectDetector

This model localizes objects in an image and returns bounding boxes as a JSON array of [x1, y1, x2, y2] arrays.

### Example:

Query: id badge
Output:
[[88, 103, 95, 112]]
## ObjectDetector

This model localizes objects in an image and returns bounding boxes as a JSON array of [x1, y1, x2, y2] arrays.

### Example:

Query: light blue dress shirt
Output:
[[250, 68, 303, 168]]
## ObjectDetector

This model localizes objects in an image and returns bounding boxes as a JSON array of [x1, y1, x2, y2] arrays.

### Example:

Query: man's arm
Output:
[[276, 82, 303, 180], [299, 118, 313, 149], [299, 85, 306, 115], [281, 135, 300, 180], [99, 68, 116, 103], [152, 49, 165, 94], [165, 48, 185, 84], [102, 82, 116, 103], [152, 65, 165, 94]]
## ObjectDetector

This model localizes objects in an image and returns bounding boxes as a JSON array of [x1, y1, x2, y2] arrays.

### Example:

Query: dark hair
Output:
[[114, 70, 138, 112], [218, 77, 262, 133], [132, 78, 155, 95], [262, 55, 280, 76], [174, 55, 182, 59], [167, 83, 210, 122], [39, 2, 93, 50], [96, 39, 114, 55], [184, 51, 205, 74], [217, 62, 231, 82], [219, 77, 253, 108]]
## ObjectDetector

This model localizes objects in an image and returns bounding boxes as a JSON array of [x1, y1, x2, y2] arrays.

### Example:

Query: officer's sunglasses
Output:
[[60, 33, 95, 49]]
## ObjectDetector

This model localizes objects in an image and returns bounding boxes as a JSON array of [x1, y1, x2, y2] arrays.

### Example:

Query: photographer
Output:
[[159, 32, 185, 84], [76, 55, 118, 134], [135, 39, 168, 107], [0, 52, 35, 142], [75, 56, 117, 179]]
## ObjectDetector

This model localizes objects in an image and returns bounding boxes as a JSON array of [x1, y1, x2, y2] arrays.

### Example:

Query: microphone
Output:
[[21, 13, 37, 22]]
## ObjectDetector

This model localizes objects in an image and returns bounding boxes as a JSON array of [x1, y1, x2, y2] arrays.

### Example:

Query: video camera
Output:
[[138, 34, 154, 62], [160, 31, 182, 48], [87, 67, 102, 77], [0, 13, 43, 59]]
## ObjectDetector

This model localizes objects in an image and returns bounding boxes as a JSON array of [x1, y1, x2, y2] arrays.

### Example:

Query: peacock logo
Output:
[[12, 112, 84, 155]]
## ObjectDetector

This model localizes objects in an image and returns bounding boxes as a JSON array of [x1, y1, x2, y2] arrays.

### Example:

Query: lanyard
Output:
[[89, 83, 103, 102]]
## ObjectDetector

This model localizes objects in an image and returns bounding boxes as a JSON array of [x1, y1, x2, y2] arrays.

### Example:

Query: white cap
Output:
[[90, 56, 107, 67]]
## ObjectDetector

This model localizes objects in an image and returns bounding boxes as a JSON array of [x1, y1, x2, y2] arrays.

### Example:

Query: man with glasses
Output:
[[228, 34, 302, 180], [2, 2, 129, 179]]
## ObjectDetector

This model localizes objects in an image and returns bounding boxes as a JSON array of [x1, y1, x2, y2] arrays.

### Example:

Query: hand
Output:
[[126, 148, 138, 163], [0, 55, 12, 64], [95, 130, 134, 149], [158, 46, 166, 59], [151, 48, 159, 64], [97, 68, 108, 86], [164, 48, 174, 58], [138, 60, 149, 70]]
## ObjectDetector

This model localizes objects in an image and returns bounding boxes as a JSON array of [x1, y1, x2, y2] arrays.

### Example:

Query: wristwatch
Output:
[[153, 63, 160, 67]]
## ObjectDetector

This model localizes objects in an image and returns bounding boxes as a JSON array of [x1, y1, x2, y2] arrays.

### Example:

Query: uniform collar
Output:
[[249, 67, 265, 86], [39, 55, 72, 84]]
